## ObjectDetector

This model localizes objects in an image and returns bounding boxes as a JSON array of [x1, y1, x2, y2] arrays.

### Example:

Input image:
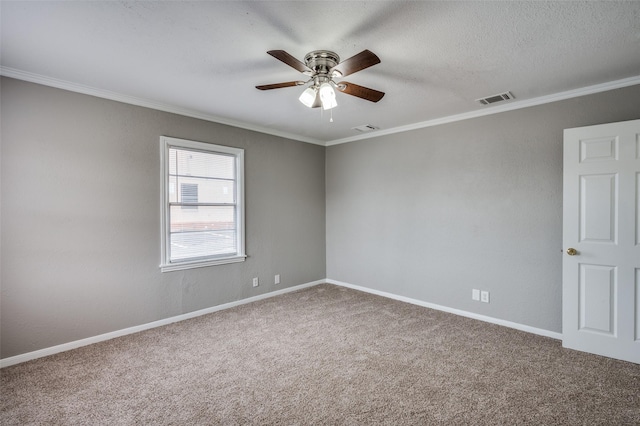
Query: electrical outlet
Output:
[[275, 274, 280, 285], [252, 277, 259, 287], [480, 291, 490, 303], [472, 289, 480, 301]]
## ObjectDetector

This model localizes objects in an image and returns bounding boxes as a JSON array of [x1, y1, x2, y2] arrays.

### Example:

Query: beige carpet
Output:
[[1, 284, 639, 425]]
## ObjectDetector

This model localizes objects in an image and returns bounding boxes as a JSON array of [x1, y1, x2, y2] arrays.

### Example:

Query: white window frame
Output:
[[160, 136, 246, 272]]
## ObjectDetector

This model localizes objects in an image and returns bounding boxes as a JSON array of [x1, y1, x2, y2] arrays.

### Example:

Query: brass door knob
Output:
[[566, 248, 578, 256]]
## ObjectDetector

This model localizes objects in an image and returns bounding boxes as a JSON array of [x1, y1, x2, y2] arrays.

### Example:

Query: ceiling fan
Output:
[[256, 49, 385, 110]]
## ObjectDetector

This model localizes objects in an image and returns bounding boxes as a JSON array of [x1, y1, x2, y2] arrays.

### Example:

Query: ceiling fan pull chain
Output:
[[330, 108, 334, 123]]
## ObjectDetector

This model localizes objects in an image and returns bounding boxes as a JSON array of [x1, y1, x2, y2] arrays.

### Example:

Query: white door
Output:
[[563, 119, 640, 364]]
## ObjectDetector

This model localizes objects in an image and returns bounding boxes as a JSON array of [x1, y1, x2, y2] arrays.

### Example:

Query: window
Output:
[[160, 136, 245, 272]]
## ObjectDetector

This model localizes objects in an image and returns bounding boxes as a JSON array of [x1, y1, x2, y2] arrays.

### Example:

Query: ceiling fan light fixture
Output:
[[319, 82, 337, 110], [299, 87, 317, 108], [258, 49, 384, 109]]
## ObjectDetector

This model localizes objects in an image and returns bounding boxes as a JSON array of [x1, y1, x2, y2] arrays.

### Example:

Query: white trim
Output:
[[0, 279, 324, 368], [0, 66, 325, 146], [326, 279, 563, 340], [160, 255, 247, 272], [326, 75, 640, 146], [2, 66, 638, 148], [1, 278, 563, 368]]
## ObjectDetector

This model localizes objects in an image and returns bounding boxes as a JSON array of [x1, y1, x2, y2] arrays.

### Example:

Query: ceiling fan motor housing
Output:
[[304, 50, 341, 78]]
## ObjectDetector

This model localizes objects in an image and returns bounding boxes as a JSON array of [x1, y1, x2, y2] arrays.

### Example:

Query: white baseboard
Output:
[[326, 279, 562, 340], [0, 279, 324, 368], [2, 278, 561, 368]]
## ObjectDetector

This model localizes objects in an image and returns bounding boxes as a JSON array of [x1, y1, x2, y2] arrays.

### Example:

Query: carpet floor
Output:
[[1, 284, 639, 425]]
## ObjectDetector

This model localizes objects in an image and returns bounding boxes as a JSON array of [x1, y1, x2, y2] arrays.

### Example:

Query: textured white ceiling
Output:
[[2, 1, 640, 144]]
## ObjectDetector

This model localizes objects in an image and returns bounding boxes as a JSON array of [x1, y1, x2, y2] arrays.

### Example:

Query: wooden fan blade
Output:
[[337, 82, 385, 102], [256, 81, 305, 90], [331, 50, 380, 77], [267, 50, 311, 73]]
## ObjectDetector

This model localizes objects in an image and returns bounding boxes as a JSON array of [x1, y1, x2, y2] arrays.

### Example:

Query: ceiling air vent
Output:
[[352, 124, 380, 132], [476, 91, 514, 105]]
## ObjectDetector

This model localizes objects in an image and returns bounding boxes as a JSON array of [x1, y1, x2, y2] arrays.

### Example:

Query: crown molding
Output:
[[0, 66, 325, 146], [325, 75, 640, 146], [3, 67, 638, 148]]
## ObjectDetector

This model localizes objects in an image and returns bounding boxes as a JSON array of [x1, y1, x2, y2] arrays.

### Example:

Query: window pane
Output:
[[174, 177, 235, 204], [169, 205, 236, 261], [198, 179, 235, 204], [170, 230, 237, 261], [171, 148, 235, 180], [170, 205, 235, 232]]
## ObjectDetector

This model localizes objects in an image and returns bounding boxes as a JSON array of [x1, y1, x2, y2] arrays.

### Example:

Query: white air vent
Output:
[[476, 91, 514, 105], [352, 124, 380, 132]]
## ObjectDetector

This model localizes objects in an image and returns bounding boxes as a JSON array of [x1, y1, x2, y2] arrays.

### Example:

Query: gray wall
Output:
[[1, 77, 326, 359], [3, 76, 639, 360], [326, 85, 640, 333]]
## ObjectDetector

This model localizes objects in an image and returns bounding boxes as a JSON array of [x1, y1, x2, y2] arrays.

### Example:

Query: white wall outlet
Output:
[[480, 290, 490, 303], [274, 274, 280, 285], [252, 277, 259, 287], [472, 289, 480, 301]]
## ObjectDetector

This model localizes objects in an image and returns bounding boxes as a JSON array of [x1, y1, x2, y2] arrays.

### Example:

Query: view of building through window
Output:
[[180, 183, 199, 209]]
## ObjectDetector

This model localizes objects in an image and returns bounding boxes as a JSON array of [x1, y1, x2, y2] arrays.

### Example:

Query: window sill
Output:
[[160, 255, 246, 272]]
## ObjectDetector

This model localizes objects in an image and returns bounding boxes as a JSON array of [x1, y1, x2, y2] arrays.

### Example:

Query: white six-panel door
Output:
[[563, 119, 640, 364]]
